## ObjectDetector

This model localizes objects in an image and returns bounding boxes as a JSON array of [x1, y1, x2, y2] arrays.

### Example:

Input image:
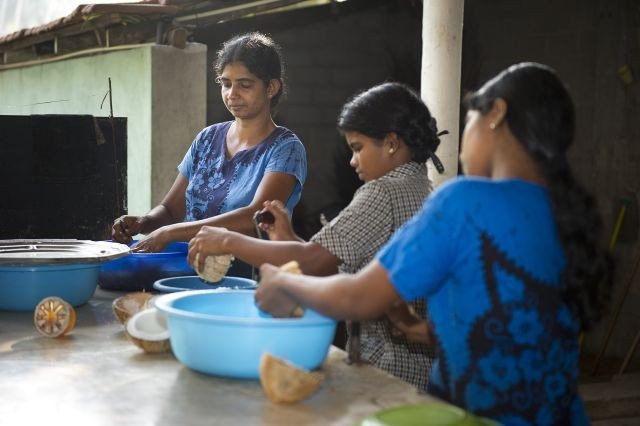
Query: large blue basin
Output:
[[99, 241, 194, 291], [0, 263, 100, 311], [0, 239, 129, 311], [155, 290, 336, 379]]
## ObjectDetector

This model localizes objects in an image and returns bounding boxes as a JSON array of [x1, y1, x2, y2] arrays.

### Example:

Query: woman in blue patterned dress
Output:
[[111, 32, 306, 276], [255, 63, 612, 425]]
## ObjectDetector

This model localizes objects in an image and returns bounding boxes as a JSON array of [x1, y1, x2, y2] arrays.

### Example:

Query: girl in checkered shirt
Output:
[[188, 82, 447, 390]]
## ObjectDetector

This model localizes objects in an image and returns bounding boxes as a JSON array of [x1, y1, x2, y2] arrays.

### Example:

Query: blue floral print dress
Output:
[[178, 121, 307, 221], [377, 177, 589, 426]]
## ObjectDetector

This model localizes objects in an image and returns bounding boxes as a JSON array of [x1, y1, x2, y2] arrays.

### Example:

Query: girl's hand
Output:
[[258, 200, 297, 241], [386, 300, 433, 344], [255, 263, 301, 317], [187, 226, 229, 272]]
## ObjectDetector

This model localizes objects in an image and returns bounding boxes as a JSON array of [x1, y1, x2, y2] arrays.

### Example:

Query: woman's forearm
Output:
[[277, 261, 399, 320], [139, 205, 176, 234]]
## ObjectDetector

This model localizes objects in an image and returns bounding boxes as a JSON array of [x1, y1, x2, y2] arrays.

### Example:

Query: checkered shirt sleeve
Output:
[[311, 181, 393, 273]]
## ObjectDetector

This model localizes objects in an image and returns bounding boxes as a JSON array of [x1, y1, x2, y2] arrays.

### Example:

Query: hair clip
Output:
[[429, 151, 445, 174]]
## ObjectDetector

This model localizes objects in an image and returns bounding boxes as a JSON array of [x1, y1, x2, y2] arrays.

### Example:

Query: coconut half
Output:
[[124, 307, 171, 353], [112, 292, 154, 324], [279, 261, 305, 318], [259, 353, 324, 403]]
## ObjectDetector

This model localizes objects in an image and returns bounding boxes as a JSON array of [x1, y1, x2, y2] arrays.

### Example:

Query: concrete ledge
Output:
[[581, 374, 640, 420]]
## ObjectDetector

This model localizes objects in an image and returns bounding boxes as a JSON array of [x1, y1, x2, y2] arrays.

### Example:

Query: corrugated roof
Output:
[[0, 1, 182, 45], [0, 0, 312, 68]]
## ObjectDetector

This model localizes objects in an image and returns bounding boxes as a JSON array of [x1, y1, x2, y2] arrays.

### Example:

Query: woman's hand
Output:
[[130, 227, 170, 253], [187, 226, 230, 272], [386, 300, 433, 344], [258, 200, 297, 241], [255, 263, 301, 317], [112, 215, 144, 245]]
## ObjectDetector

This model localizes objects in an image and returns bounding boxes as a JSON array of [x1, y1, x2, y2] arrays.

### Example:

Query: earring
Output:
[[489, 123, 496, 130], [389, 148, 394, 154]]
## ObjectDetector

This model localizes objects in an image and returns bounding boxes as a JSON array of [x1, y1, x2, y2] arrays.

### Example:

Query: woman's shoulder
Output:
[[261, 126, 306, 160], [201, 121, 233, 136], [421, 177, 493, 214], [438, 175, 488, 189], [269, 126, 302, 145], [193, 121, 232, 145], [433, 176, 508, 198], [430, 176, 548, 216]]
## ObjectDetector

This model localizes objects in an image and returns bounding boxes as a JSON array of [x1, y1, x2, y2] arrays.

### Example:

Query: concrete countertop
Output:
[[0, 288, 435, 425]]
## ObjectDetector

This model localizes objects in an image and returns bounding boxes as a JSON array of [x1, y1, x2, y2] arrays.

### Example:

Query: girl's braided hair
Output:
[[466, 62, 612, 331]]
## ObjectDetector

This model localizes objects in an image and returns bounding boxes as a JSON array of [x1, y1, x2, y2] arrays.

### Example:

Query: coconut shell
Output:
[[259, 353, 324, 403], [124, 308, 171, 354], [124, 330, 171, 353], [112, 292, 154, 324]]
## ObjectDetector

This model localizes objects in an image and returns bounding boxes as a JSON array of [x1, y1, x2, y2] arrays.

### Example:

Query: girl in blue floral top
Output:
[[111, 33, 306, 272], [255, 63, 612, 425]]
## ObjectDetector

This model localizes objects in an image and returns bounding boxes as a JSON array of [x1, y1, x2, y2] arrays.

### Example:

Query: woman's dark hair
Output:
[[337, 82, 445, 172], [214, 32, 285, 110], [466, 62, 612, 331]]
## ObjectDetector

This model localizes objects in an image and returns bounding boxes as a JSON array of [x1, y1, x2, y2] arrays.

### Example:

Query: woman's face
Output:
[[345, 131, 395, 183], [460, 110, 494, 177], [218, 62, 272, 120]]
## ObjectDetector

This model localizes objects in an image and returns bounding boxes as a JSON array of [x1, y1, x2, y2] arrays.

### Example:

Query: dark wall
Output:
[[194, 0, 422, 238], [0, 115, 127, 240], [462, 0, 640, 360]]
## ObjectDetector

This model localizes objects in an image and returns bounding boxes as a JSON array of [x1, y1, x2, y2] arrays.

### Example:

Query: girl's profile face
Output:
[[218, 62, 272, 120], [460, 110, 493, 177], [344, 131, 395, 183]]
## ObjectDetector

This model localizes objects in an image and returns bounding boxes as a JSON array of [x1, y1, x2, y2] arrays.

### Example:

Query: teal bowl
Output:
[[0, 263, 100, 311], [155, 290, 336, 379], [0, 239, 129, 311], [153, 275, 257, 293]]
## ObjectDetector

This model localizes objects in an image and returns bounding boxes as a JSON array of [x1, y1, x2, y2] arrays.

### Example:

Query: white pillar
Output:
[[421, 0, 464, 187]]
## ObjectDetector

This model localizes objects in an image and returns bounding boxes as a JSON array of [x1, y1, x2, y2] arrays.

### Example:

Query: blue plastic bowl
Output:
[[0, 263, 102, 311], [99, 241, 194, 291], [153, 275, 257, 293], [155, 290, 337, 379]]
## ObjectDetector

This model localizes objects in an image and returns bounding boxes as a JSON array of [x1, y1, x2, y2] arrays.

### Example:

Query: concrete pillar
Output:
[[150, 43, 207, 208], [421, 0, 464, 187]]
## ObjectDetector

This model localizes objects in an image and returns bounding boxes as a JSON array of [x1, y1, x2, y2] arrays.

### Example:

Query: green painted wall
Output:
[[0, 43, 207, 217]]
